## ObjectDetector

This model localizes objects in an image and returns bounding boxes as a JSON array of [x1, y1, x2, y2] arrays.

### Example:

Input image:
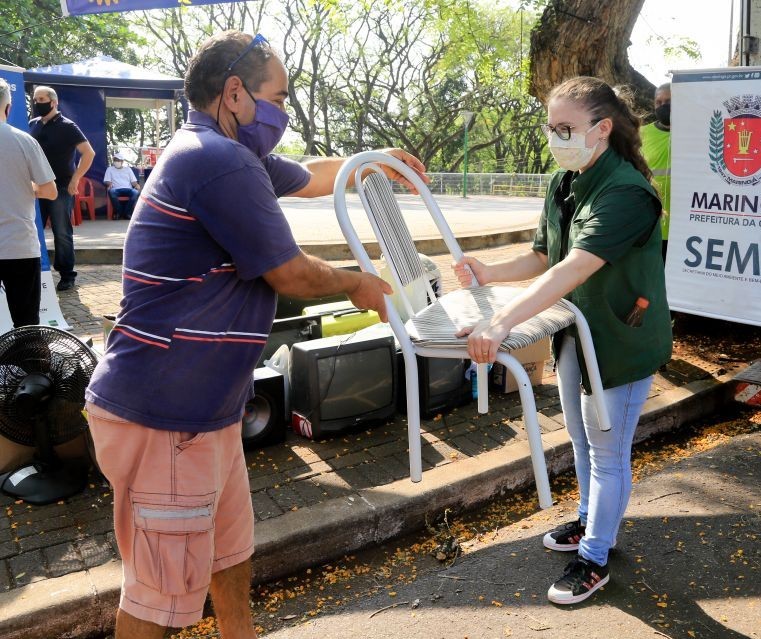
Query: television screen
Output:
[[397, 354, 471, 417], [317, 347, 394, 421], [290, 333, 397, 438], [426, 358, 469, 407]]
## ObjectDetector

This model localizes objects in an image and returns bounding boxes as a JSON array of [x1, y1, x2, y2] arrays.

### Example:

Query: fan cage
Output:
[[0, 327, 97, 446]]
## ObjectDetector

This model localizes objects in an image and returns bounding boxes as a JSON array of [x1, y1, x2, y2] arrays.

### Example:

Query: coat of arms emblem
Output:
[[710, 94, 761, 186]]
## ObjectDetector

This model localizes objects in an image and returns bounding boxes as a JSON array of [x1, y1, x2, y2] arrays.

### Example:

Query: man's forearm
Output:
[[291, 158, 347, 198], [265, 251, 391, 320], [265, 252, 360, 299], [276, 254, 358, 299], [72, 146, 95, 183], [73, 155, 94, 181]]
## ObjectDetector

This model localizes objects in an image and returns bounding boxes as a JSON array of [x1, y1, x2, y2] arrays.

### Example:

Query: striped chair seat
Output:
[[406, 285, 576, 351]]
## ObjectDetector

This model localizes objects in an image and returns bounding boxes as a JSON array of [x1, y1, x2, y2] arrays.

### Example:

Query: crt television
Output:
[[290, 332, 397, 439], [257, 314, 322, 366], [397, 354, 472, 418]]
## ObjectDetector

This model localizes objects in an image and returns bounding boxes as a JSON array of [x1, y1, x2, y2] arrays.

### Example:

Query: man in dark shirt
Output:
[[29, 85, 95, 291]]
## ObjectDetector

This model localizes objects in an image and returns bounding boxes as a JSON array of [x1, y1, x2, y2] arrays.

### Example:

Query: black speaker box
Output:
[[242, 367, 287, 449]]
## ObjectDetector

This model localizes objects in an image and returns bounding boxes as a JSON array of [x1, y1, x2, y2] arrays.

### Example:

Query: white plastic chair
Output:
[[333, 152, 611, 509]]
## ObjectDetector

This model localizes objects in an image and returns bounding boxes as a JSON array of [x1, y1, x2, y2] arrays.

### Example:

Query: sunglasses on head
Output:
[[225, 33, 268, 76]]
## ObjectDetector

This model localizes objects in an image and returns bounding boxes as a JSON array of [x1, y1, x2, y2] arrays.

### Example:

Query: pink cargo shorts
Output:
[[86, 402, 255, 628]]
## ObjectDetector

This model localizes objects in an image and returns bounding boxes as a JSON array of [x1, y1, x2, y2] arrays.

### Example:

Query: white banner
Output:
[[666, 67, 761, 326], [0, 272, 68, 331]]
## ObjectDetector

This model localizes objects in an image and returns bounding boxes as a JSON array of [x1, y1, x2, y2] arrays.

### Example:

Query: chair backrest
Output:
[[360, 171, 435, 319], [73, 177, 96, 222], [337, 153, 471, 321], [80, 177, 94, 197], [362, 172, 425, 288]]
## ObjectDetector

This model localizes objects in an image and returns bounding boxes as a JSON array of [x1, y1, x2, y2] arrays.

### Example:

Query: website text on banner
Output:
[[61, 0, 245, 17], [0, 64, 69, 332], [666, 67, 761, 327]]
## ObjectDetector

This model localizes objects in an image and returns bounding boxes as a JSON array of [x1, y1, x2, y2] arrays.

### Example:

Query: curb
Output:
[[250, 373, 735, 584], [0, 373, 735, 639], [57, 228, 538, 266]]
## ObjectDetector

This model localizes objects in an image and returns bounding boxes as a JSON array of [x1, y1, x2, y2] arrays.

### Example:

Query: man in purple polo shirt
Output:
[[85, 31, 427, 639]]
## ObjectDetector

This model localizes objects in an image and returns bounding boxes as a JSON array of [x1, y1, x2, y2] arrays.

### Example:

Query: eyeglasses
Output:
[[225, 33, 268, 76], [540, 120, 599, 141]]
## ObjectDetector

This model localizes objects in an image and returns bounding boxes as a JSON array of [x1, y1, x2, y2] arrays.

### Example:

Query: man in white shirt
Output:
[[103, 152, 140, 220], [0, 78, 57, 326]]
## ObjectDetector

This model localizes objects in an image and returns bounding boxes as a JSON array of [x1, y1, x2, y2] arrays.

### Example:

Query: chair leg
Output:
[[401, 348, 423, 482], [564, 303, 613, 432], [72, 198, 83, 225], [496, 353, 553, 509], [476, 362, 489, 413]]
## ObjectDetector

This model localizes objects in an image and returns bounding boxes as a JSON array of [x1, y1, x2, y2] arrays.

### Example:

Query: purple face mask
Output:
[[237, 98, 289, 158]]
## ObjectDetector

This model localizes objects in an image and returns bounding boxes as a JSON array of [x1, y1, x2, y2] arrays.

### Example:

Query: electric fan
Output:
[[0, 326, 98, 505]]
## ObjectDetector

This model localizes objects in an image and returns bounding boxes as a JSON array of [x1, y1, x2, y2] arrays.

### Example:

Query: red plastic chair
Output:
[[106, 194, 132, 220], [73, 177, 96, 222]]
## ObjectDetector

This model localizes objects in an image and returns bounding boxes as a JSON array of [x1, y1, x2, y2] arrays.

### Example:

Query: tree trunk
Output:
[[529, 0, 655, 114]]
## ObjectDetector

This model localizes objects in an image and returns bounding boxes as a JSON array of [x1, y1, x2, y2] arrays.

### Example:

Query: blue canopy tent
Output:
[[23, 56, 184, 212]]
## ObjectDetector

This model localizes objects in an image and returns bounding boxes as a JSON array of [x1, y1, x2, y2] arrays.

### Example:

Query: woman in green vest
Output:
[[454, 76, 672, 605]]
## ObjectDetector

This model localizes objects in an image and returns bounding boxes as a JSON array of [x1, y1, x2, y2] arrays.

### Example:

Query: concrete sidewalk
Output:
[[48, 194, 543, 262], [0, 230, 748, 637]]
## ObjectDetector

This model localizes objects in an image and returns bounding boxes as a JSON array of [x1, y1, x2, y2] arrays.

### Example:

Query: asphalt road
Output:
[[260, 424, 761, 639]]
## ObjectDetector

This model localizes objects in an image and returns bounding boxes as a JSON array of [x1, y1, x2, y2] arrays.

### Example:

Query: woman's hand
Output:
[[456, 319, 511, 364], [453, 256, 490, 288]]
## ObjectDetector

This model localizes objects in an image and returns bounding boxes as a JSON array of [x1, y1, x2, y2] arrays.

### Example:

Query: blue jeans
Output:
[[39, 190, 76, 281], [556, 336, 653, 566], [108, 187, 139, 219]]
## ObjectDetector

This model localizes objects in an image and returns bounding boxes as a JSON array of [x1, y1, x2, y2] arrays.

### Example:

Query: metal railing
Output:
[[105, 146, 551, 198], [421, 172, 552, 197], [281, 156, 550, 197]]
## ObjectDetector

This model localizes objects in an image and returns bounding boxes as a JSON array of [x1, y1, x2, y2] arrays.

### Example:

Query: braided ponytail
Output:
[[548, 77, 653, 182]]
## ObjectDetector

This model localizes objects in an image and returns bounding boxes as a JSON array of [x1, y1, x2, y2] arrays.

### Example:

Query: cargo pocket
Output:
[[131, 491, 215, 595]]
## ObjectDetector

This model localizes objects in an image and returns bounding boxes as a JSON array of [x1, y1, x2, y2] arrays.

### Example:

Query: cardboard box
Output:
[[489, 337, 551, 393]]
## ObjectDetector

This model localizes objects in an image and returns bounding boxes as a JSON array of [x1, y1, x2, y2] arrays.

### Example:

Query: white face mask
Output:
[[547, 121, 601, 171]]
